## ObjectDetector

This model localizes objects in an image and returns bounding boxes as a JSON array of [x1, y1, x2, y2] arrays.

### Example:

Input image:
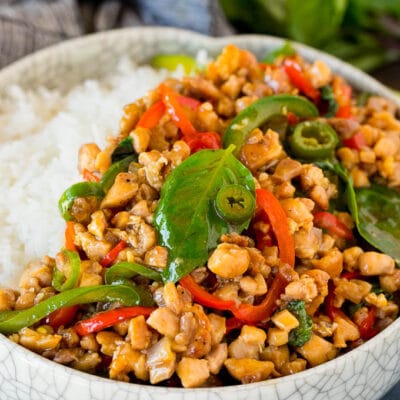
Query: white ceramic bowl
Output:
[[0, 27, 399, 400]]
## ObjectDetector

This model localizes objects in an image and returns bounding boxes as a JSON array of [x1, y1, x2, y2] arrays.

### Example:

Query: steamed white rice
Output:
[[0, 58, 181, 288]]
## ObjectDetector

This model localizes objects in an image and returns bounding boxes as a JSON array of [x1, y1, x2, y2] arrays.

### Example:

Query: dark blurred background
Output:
[[0, 0, 399, 398]]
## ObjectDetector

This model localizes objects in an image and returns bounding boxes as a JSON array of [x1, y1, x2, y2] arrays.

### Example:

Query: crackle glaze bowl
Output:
[[0, 27, 399, 400]]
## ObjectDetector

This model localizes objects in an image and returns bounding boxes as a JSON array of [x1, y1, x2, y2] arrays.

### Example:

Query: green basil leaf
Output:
[[111, 137, 135, 164], [320, 85, 339, 117], [261, 41, 295, 64], [154, 146, 255, 283], [355, 184, 400, 265]]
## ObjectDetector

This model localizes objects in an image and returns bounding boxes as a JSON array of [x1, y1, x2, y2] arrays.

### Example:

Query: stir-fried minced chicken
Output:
[[1, 44, 400, 388]]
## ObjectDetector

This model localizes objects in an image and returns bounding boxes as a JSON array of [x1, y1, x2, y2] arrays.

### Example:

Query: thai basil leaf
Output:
[[287, 300, 312, 347], [320, 85, 339, 117], [355, 184, 400, 265], [316, 159, 400, 265], [261, 41, 296, 63], [154, 146, 255, 283], [111, 137, 135, 163]]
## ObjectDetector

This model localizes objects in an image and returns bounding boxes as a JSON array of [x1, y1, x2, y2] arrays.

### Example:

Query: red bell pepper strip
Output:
[[45, 305, 79, 330], [159, 83, 196, 136], [183, 131, 221, 153], [82, 168, 100, 183], [225, 317, 246, 334], [179, 275, 236, 311], [313, 211, 354, 241], [283, 59, 320, 103], [336, 105, 353, 119], [340, 271, 362, 280], [333, 78, 353, 119], [325, 280, 347, 320], [137, 100, 166, 129], [231, 264, 294, 323], [74, 306, 156, 335], [100, 240, 127, 267], [356, 306, 378, 340], [64, 221, 77, 252], [178, 95, 201, 110], [342, 131, 366, 150], [255, 188, 295, 267]]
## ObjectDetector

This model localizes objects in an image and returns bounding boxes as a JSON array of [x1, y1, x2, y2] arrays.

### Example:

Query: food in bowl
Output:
[[0, 43, 399, 389]]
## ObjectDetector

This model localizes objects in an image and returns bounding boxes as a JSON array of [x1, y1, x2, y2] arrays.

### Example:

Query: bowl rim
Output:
[[0, 25, 399, 394]]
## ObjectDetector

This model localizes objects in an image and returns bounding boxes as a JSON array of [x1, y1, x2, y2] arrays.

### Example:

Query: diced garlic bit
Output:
[[271, 309, 299, 332], [207, 243, 250, 278], [358, 252, 395, 276], [146, 337, 176, 384], [224, 358, 275, 384], [296, 333, 337, 367], [176, 357, 210, 388]]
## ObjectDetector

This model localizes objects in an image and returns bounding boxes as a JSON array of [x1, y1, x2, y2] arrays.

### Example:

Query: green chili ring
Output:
[[223, 94, 319, 156], [151, 54, 197, 74], [52, 249, 81, 292], [58, 181, 105, 221], [0, 284, 143, 334], [289, 120, 339, 160], [215, 184, 255, 224]]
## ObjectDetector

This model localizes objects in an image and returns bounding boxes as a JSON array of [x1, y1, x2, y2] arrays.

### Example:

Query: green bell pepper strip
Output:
[[58, 182, 105, 221], [151, 54, 197, 74], [99, 154, 137, 192], [215, 184, 255, 224], [0, 284, 142, 334], [288, 120, 339, 160], [52, 249, 81, 292], [223, 94, 319, 156], [105, 261, 163, 284], [111, 137, 134, 164]]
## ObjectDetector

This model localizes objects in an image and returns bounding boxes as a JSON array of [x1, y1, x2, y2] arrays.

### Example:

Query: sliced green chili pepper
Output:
[[215, 184, 255, 224], [99, 154, 137, 192], [261, 41, 295, 64], [52, 249, 81, 292], [105, 261, 163, 284], [151, 54, 197, 74], [223, 94, 319, 156], [0, 284, 142, 334], [111, 137, 134, 164], [58, 182, 105, 221], [289, 120, 339, 160]]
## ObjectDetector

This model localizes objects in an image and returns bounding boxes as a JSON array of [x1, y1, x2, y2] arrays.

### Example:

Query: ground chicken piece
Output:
[[206, 343, 228, 374], [280, 358, 307, 375], [358, 252, 395, 276], [184, 76, 221, 101], [71, 197, 99, 224], [273, 158, 302, 182], [146, 337, 176, 384], [79, 260, 103, 287], [120, 102, 141, 135], [176, 357, 210, 388], [18, 256, 54, 291], [78, 143, 101, 174], [380, 269, 400, 293], [128, 315, 152, 350], [261, 344, 290, 371], [208, 243, 250, 279], [312, 315, 337, 337], [76, 231, 112, 261], [296, 333, 337, 367], [294, 227, 322, 259], [101, 172, 138, 209], [71, 352, 101, 372], [207, 313, 226, 346], [281, 198, 314, 231], [333, 315, 360, 348], [144, 245, 168, 268], [229, 325, 266, 359], [139, 150, 168, 190], [96, 331, 123, 356], [147, 307, 180, 338], [0, 288, 16, 311], [302, 269, 330, 315], [19, 327, 61, 353], [240, 273, 268, 296], [240, 129, 283, 171], [110, 342, 148, 382], [130, 126, 151, 153], [224, 358, 275, 384], [311, 247, 343, 278], [125, 215, 156, 256], [305, 60, 332, 88], [342, 246, 363, 272], [53, 348, 83, 364], [163, 282, 184, 315], [87, 210, 108, 239], [334, 278, 372, 304], [284, 275, 318, 303]]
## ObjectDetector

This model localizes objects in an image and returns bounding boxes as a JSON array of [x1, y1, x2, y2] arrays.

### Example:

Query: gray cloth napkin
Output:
[[0, 0, 234, 68]]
